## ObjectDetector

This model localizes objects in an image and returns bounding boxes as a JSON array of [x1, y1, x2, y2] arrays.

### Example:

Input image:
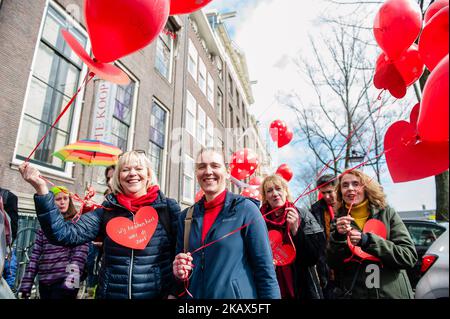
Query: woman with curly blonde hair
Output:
[[328, 169, 417, 299], [260, 174, 325, 299]]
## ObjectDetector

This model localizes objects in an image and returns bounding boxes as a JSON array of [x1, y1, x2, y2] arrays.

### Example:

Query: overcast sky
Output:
[[205, 0, 437, 212]]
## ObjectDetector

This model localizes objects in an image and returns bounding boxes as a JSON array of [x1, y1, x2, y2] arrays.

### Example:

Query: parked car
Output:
[[415, 228, 449, 299], [403, 220, 447, 288]]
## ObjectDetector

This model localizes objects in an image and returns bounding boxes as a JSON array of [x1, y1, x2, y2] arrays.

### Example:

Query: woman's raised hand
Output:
[[18, 162, 49, 195]]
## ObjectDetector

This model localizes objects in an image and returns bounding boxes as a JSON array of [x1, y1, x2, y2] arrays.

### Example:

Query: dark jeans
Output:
[[38, 280, 79, 299]]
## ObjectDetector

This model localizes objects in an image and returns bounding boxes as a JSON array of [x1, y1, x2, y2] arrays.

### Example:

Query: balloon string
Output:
[[25, 72, 94, 162]]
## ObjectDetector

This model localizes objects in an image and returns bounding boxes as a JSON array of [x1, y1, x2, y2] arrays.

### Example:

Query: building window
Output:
[[207, 73, 214, 107], [198, 59, 207, 95], [228, 74, 233, 96], [185, 90, 196, 137], [217, 89, 223, 123], [15, 5, 87, 170], [149, 100, 168, 184], [229, 104, 234, 128], [206, 117, 214, 147], [197, 106, 206, 146], [183, 154, 195, 203], [188, 39, 198, 81], [216, 56, 223, 80], [111, 82, 136, 152], [155, 28, 174, 81]]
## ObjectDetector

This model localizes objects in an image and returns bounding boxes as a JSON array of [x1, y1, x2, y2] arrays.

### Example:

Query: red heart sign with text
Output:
[[384, 120, 449, 183], [347, 219, 387, 262], [268, 230, 296, 267], [106, 206, 159, 250]]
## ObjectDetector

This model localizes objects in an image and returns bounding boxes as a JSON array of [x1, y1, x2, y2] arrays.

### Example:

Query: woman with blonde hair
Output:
[[260, 174, 325, 299], [328, 169, 417, 299], [19, 150, 180, 299]]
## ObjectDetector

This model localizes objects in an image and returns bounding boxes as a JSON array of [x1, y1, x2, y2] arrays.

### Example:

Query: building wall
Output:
[[0, 0, 269, 214]]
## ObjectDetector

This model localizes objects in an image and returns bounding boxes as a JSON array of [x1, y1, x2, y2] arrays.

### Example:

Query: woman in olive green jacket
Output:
[[327, 169, 417, 299]]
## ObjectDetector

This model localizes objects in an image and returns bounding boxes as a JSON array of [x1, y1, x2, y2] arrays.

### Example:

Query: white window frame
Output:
[[12, 1, 90, 179], [198, 59, 207, 95], [185, 90, 196, 137], [148, 98, 170, 191], [182, 154, 195, 203], [155, 31, 174, 82], [197, 106, 206, 146], [207, 73, 214, 107], [206, 117, 214, 147], [188, 39, 198, 81]]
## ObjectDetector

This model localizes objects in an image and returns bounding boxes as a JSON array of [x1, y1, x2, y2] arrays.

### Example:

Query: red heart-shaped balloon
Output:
[[384, 120, 449, 183], [424, 0, 449, 23], [347, 219, 387, 262], [374, 44, 424, 98], [229, 149, 260, 180], [268, 230, 296, 267], [248, 176, 262, 186], [240, 187, 261, 201], [417, 54, 449, 143], [62, 30, 130, 85], [276, 164, 293, 182], [419, 6, 449, 72], [409, 103, 420, 129], [106, 206, 159, 250], [85, 0, 170, 63], [270, 120, 287, 142], [169, 0, 213, 15], [373, 0, 422, 60], [278, 128, 293, 148]]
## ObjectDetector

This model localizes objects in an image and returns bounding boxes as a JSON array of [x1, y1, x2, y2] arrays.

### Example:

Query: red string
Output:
[[25, 72, 94, 162]]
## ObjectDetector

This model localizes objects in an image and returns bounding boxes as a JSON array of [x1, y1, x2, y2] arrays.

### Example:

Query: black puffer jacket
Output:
[[34, 191, 180, 299]]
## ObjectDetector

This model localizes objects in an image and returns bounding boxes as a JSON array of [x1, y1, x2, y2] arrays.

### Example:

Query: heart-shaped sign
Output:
[[268, 230, 296, 267], [106, 206, 159, 250], [62, 30, 130, 85], [85, 0, 170, 63], [347, 219, 387, 262], [384, 120, 449, 183]]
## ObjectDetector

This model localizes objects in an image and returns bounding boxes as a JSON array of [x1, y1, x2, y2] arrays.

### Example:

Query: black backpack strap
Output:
[[184, 206, 195, 253]]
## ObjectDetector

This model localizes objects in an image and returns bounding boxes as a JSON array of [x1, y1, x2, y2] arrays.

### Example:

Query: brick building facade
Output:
[[0, 0, 270, 223]]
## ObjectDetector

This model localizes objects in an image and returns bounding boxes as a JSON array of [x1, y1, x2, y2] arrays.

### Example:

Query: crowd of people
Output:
[[0, 147, 417, 299]]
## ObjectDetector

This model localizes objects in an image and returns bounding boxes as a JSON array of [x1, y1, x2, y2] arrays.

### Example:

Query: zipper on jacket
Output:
[[129, 248, 134, 299]]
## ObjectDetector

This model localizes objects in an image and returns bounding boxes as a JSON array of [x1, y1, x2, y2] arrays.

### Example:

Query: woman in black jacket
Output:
[[260, 174, 326, 299], [19, 150, 180, 299]]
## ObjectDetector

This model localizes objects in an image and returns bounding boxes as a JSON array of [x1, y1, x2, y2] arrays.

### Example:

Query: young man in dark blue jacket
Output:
[[173, 148, 280, 299]]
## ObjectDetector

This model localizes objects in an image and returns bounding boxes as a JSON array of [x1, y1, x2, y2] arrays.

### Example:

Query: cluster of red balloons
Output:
[[373, 0, 448, 99], [63, 0, 213, 85], [380, 0, 449, 183], [229, 148, 260, 181]]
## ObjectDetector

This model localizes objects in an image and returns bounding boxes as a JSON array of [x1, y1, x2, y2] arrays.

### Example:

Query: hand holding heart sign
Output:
[[268, 230, 296, 267], [346, 219, 387, 263], [106, 206, 159, 250]]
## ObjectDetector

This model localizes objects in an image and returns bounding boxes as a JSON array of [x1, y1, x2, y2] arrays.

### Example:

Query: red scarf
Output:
[[202, 189, 227, 243], [260, 201, 297, 299], [116, 185, 160, 213]]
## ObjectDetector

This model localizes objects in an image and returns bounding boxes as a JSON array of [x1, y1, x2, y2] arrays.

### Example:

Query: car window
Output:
[[406, 223, 446, 247]]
